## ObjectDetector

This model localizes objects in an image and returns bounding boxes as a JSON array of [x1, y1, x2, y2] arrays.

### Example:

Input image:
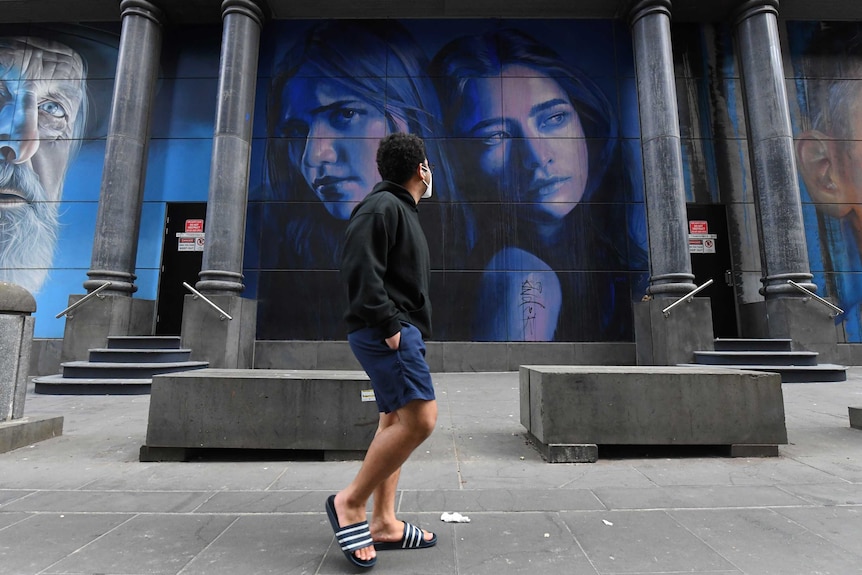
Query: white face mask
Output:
[[421, 165, 433, 199]]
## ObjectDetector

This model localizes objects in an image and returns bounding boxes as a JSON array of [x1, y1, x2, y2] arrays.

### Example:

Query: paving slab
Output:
[[0, 370, 861, 574], [0, 513, 133, 574], [593, 484, 811, 509], [775, 506, 862, 558], [2, 489, 213, 513], [403, 487, 606, 512], [451, 512, 597, 575], [669, 508, 862, 574], [563, 509, 738, 573], [179, 515, 333, 575], [778, 482, 862, 506], [43, 514, 237, 574]]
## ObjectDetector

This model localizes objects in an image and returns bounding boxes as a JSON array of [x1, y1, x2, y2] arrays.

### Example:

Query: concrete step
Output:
[[32, 375, 153, 395], [58, 360, 209, 380], [106, 336, 182, 350], [713, 338, 792, 352], [678, 363, 847, 383], [693, 350, 819, 366], [88, 348, 193, 363]]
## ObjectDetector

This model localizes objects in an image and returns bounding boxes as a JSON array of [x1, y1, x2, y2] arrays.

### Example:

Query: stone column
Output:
[[181, 0, 263, 368], [733, 0, 838, 359], [60, 0, 163, 363], [629, 0, 715, 365]]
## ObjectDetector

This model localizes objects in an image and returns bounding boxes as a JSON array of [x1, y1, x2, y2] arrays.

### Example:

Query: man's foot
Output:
[[372, 519, 437, 550], [326, 494, 376, 567]]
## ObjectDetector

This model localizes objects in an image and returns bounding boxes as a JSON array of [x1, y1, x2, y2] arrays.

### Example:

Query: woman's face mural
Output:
[[455, 64, 589, 222], [256, 20, 642, 343], [280, 69, 388, 220]]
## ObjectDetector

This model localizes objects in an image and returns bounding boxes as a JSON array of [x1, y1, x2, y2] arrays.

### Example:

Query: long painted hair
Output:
[[264, 20, 472, 268]]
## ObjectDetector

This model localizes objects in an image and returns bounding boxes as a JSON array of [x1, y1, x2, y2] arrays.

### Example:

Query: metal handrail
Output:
[[183, 282, 233, 321], [55, 282, 113, 319], [661, 279, 714, 318], [786, 279, 844, 318]]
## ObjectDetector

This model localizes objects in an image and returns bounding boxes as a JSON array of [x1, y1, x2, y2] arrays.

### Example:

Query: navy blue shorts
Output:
[[348, 322, 435, 414]]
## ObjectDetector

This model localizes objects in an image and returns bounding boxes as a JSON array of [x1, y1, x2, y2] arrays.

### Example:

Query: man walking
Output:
[[326, 133, 438, 568]]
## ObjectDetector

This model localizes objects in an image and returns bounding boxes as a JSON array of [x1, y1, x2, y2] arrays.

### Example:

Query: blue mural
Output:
[[787, 21, 862, 342], [0, 25, 116, 338], [8, 19, 649, 343], [251, 19, 646, 342], [0, 24, 221, 339]]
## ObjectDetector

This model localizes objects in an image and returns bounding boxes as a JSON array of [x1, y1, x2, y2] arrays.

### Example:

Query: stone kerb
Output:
[[141, 368, 380, 461], [520, 365, 788, 463], [0, 282, 64, 453]]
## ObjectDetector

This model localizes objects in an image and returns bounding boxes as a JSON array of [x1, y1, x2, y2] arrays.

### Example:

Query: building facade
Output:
[[7, 0, 862, 373]]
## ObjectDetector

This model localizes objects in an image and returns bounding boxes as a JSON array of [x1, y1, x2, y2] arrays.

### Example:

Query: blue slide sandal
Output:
[[374, 521, 437, 550], [325, 494, 376, 569]]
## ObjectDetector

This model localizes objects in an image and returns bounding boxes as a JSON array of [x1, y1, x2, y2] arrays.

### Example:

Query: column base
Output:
[[634, 297, 715, 365], [180, 294, 256, 368], [740, 299, 840, 363]]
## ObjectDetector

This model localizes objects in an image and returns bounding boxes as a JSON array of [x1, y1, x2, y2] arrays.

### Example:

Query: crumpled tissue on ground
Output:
[[440, 512, 471, 523]]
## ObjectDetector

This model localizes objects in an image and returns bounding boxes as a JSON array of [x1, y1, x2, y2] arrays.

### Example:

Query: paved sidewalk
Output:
[[1, 369, 861, 575]]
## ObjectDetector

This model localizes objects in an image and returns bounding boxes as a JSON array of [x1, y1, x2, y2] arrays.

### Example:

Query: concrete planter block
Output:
[[520, 365, 787, 462], [142, 369, 379, 460]]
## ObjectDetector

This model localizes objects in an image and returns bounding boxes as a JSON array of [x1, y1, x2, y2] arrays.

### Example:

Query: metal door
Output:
[[155, 203, 207, 335]]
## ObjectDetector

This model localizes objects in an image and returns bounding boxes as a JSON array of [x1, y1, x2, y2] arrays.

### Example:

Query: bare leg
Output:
[[370, 413, 435, 544], [334, 398, 437, 563]]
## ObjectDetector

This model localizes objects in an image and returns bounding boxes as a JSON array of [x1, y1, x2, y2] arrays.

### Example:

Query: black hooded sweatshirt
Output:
[[341, 181, 432, 339]]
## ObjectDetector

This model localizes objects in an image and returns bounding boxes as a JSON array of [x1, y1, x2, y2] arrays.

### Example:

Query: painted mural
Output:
[[249, 20, 648, 342], [1, 19, 651, 343], [24, 18, 862, 344], [787, 21, 862, 342], [0, 24, 221, 339], [0, 25, 116, 338]]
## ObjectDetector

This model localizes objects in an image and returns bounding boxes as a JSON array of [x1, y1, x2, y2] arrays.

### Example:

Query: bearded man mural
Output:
[[0, 36, 86, 294]]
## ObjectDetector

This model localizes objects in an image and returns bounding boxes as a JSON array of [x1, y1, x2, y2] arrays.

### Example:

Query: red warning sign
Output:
[[185, 219, 204, 233], [689, 220, 708, 235]]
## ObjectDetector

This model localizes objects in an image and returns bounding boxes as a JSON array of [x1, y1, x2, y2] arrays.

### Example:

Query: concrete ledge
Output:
[[252, 340, 636, 372], [0, 415, 64, 453], [520, 366, 788, 462], [142, 369, 380, 460], [850, 407, 862, 430]]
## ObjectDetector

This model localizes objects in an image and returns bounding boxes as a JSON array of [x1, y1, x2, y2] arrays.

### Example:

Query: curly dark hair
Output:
[[376, 133, 426, 186]]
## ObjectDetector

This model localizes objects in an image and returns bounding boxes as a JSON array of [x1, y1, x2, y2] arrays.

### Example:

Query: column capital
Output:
[[119, 0, 164, 24], [733, 0, 779, 26], [627, 0, 672, 28], [222, 0, 266, 27]]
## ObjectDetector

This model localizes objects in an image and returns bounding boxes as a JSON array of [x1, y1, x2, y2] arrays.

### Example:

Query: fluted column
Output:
[[196, 0, 264, 295], [629, 0, 696, 298], [733, 0, 814, 297], [85, 0, 163, 295]]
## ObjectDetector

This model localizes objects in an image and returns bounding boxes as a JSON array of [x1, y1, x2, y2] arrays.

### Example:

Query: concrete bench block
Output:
[[143, 369, 379, 459], [850, 407, 862, 430], [520, 366, 787, 462]]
